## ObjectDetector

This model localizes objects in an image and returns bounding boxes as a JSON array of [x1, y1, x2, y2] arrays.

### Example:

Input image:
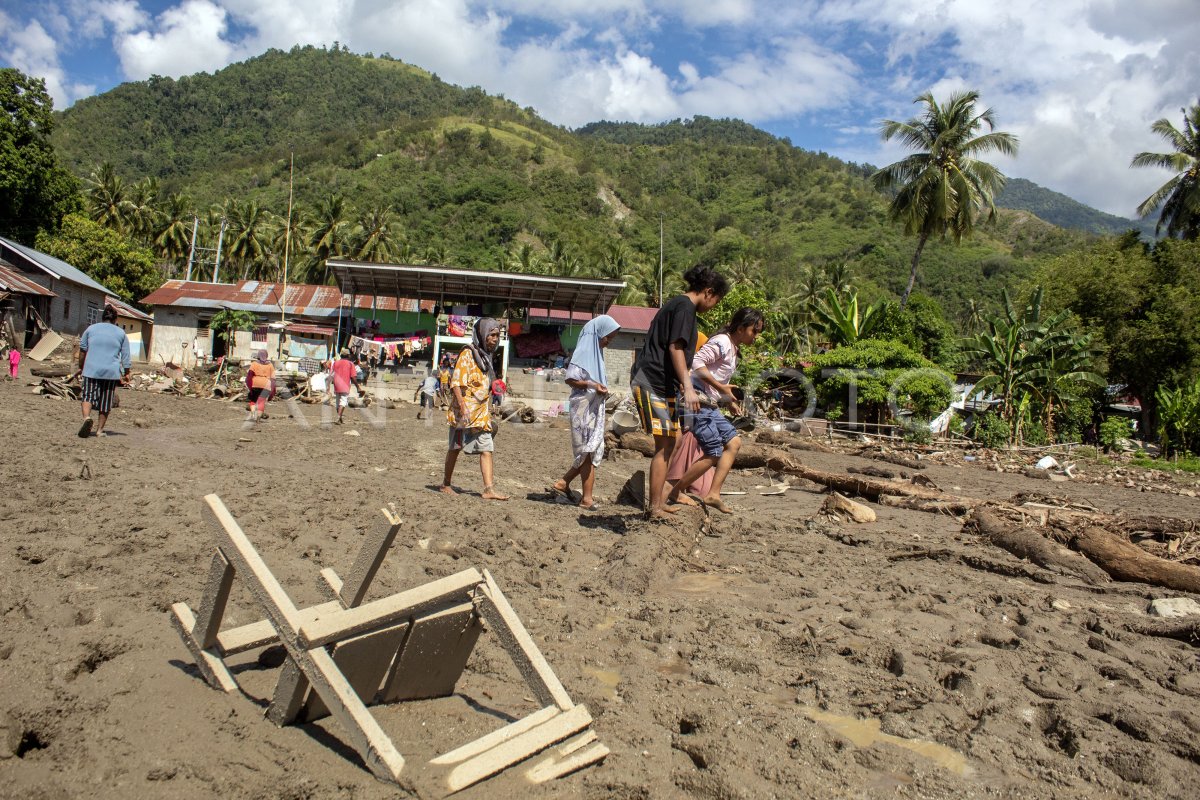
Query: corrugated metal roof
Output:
[[142, 279, 438, 317], [329, 261, 625, 314], [105, 295, 153, 323], [0, 264, 56, 297], [606, 304, 658, 333], [0, 235, 115, 295]]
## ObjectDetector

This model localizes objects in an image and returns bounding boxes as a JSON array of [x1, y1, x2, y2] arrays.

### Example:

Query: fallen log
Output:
[[848, 465, 897, 480], [1122, 617, 1200, 646], [861, 451, 926, 470], [1069, 526, 1200, 593], [821, 492, 876, 523], [968, 511, 1110, 585]]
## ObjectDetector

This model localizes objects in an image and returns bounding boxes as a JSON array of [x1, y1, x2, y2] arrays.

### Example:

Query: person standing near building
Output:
[[245, 349, 275, 422], [551, 314, 620, 510], [330, 348, 359, 425], [7, 344, 19, 380], [414, 372, 440, 420], [77, 305, 131, 438], [441, 319, 508, 501], [631, 266, 729, 518]]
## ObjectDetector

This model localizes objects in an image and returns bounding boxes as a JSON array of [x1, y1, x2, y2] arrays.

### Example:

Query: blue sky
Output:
[[2, 0, 1197, 218]]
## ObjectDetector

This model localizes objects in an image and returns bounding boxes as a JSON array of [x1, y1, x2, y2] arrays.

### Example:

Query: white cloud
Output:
[[115, 0, 236, 78], [6, 0, 1198, 214]]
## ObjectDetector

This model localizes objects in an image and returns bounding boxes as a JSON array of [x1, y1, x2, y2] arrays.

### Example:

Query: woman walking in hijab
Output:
[[441, 318, 509, 500], [245, 349, 276, 422], [551, 315, 620, 509]]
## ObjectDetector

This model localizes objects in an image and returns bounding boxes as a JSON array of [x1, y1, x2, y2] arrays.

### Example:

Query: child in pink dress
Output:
[[7, 347, 19, 379]]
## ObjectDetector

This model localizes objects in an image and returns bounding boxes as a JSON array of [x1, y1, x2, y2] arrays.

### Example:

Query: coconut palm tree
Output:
[[1132, 100, 1200, 240], [222, 199, 272, 280], [873, 90, 1019, 307], [309, 193, 352, 282], [154, 193, 195, 276], [352, 204, 399, 262], [86, 163, 133, 232], [126, 177, 160, 244]]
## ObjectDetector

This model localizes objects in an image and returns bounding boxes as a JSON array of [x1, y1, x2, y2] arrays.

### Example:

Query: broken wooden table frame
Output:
[[171, 494, 607, 794]]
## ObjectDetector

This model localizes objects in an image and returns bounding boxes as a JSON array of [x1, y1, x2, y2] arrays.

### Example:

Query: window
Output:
[[86, 301, 100, 325], [252, 325, 268, 343], [197, 319, 210, 339]]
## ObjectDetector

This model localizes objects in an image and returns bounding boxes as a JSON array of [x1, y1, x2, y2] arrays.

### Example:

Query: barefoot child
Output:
[[552, 315, 620, 509], [245, 349, 275, 422], [666, 308, 764, 513]]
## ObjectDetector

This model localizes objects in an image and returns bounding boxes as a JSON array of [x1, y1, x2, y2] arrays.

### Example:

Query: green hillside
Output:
[[996, 177, 1155, 239], [50, 45, 1095, 318]]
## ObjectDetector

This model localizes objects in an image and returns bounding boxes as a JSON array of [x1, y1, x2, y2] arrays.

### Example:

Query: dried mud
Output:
[[1, 377, 1199, 799]]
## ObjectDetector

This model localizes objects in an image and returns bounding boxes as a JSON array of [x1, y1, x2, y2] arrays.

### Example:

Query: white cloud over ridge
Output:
[[4, 0, 1198, 216]]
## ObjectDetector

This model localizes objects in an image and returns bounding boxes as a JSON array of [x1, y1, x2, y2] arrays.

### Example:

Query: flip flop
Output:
[[548, 485, 580, 503], [78, 418, 93, 438]]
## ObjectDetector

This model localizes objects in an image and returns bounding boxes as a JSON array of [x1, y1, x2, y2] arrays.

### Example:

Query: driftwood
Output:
[[848, 465, 897, 480], [860, 451, 926, 471], [1122, 617, 1200, 646], [1067, 527, 1200, 593], [754, 429, 833, 453], [968, 511, 1110, 585], [821, 492, 876, 523]]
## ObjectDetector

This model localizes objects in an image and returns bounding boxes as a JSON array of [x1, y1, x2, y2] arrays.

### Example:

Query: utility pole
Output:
[[213, 217, 227, 283], [658, 214, 664, 308], [184, 216, 199, 281], [281, 152, 294, 326]]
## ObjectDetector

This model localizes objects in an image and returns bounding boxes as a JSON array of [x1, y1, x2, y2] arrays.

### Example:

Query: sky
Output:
[[2, 0, 1197, 219]]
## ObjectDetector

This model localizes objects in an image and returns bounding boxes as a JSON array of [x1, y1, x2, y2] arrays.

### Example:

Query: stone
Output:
[[1148, 598, 1200, 618]]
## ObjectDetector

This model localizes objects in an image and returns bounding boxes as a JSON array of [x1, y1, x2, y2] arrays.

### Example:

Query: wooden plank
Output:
[[215, 598, 344, 655], [429, 707, 560, 766], [338, 508, 403, 608], [379, 602, 482, 703], [170, 602, 239, 693], [444, 704, 593, 793], [266, 658, 310, 726], [200, 494, 407, 784], [525, 740, 610, 784], [304, 622, 409, 721], [193, 551, 235, 649], [320, 568, 344, 601], [298, 568, 482, 648], [477, 570, 574, 711], [27, 330, 63, 361]]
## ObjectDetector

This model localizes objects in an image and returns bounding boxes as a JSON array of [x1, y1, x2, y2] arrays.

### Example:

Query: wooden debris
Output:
[[170, 495, 605, 795], [821, 492, 877, 523]]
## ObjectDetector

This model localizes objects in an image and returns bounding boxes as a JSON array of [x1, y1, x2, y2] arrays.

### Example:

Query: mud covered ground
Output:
[[2, 373, 1199, 799]]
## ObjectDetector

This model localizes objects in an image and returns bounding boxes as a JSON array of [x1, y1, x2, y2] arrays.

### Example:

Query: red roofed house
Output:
[[524, 303, 656, 389]]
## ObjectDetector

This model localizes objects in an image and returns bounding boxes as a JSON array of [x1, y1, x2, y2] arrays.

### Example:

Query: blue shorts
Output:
[[690, 407, 739, 457]]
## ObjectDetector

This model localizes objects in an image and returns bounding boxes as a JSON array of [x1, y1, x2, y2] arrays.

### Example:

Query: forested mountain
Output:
[[50, 45, 1099, 318], [996, 177, 1155, 239]]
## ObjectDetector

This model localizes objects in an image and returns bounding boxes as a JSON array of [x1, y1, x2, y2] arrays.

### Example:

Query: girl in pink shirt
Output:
[[7, 347, 20, 379]]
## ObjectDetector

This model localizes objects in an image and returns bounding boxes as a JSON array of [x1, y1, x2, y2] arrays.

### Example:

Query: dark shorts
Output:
[[690, 407, 739, 457], [81, 377, 119, 414], [247, 387, 268, 403], [632, 379, 678, 437]]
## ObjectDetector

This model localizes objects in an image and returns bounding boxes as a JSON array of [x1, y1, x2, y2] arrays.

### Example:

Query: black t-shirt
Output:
[[634, 294, 698, 396]]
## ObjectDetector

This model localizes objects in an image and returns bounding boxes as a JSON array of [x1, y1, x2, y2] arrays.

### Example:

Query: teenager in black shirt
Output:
[[631, 265, 730, 518]]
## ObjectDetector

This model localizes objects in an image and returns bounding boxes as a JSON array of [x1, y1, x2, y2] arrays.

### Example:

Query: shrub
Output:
[[1099, 417, 1133, 451], [974, 413, 1011, 448]]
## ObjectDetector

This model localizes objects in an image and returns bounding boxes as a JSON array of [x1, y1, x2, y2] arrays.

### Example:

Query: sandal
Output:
[[78, 418, 93, 438]]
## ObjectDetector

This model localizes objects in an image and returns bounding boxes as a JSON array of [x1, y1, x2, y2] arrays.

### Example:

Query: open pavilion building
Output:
[[328, 261, 627, 382]]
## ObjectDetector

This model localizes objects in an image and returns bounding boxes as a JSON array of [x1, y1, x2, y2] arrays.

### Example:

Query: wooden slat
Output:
[[193, 551, 235, 648], [170, 602, 239, 693], [215, 598, 343, 655], [477, 570, 574, 711], [379, 602, 481, 703], [429, 706, 560, 766], [444, 704, 592, 793], [303, 622, 408, 721], [200, 494, 406, 784], [266, 658, 309, 726], [525, 740, 610, 784], [338, 508, 403, 608], [298, 568, 482, 648]]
